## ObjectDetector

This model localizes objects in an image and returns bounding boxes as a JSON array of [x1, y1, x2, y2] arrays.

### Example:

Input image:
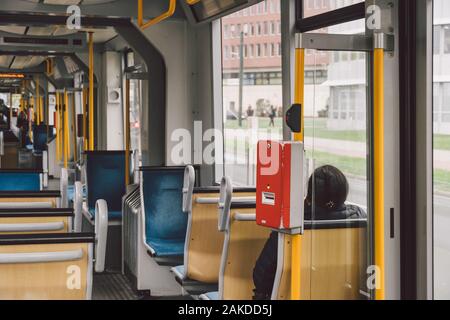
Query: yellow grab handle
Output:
[[374, 47, 385, 300], [138, 0, 176, 30], [186, 0, 200, 5], [291, 48, 305, 300], [64, 90, 69, 169]]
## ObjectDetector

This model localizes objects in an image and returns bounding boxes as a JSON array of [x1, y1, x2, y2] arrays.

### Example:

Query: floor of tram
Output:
[[47, 177, 193, 300], [92, 273, 140, 300]]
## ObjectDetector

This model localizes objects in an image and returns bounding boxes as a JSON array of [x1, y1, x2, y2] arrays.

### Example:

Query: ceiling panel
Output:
[[0, 56, 14, 69], [0, 26, 27, 34], [10, 56, 45, 70], [26, 26, 57, 36]]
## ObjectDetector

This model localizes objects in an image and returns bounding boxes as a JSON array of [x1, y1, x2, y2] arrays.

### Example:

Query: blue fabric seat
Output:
[[200, 291, 219, 300], [0, 172, 41, 191], [85, 151, 128, 221], [67, 184, 87, 202], [87, 208, 122, 221], [172, 265, 185, 280], [142, 167, 187, 257], [32, 125, 48, 154]]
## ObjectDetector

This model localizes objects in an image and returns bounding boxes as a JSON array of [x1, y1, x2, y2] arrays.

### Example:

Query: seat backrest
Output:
[[0, 233, 94, 300], [85, 151, 127, 212], [0, 191, 60, 209], [0, 170, 41, 191], [221, 209, 271, 300], [141, 167, 186, 255], [32, 125, 48, 154], [0, 208, 73, 235], [186, 188, 257, 284], [273, 220, 368, 300]]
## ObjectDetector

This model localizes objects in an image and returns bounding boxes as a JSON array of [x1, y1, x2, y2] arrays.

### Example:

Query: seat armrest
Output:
[[94, 199, 108, 273]]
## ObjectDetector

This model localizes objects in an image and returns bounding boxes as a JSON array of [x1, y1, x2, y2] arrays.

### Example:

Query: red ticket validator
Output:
[[256, 140, 304, 234]]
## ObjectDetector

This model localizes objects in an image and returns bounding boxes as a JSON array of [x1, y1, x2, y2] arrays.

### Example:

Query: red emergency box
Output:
[[256, 140, 304, 234]]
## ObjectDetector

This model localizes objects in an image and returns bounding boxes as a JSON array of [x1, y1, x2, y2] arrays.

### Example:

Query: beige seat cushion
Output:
[[222, 209, 271, 300], [276, 228, 367, 300], [0, 242, 91, 300]]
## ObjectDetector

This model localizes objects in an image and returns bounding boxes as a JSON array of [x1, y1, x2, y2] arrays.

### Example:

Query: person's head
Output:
[[305, 165, 349, 210], [0, 99, 4, 105]]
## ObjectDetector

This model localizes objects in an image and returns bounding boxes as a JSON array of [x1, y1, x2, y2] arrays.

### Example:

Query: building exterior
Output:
[[434, 0, 450, 134]]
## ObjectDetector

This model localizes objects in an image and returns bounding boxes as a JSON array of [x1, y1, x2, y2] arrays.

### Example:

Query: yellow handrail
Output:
[[64, 90, 69, 169], [55, 93, 60, 162], [35, 77, 40, 124], [40, 96, 44, 125], [374, 47, 385, 300], [186, 0, 200, 5], [71, 93, 78, 163], [290, 48, 305, 300], [137, 0, 176, 30]]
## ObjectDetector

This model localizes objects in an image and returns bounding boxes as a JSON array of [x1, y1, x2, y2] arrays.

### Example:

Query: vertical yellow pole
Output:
[[82, 87, 88, 151], [88, 32, 95, 151], [64, 90, 69, 168], [59, 93, 64, 163], [29, 100, 33, 141], [291, 48, 305, 300], [125, 79, 131, 185], [8, 92, 12, 128], [36, 77, 40, 124], [40, 96, 44, 125], [71, 93, 78, 163], [374, 47, 385, 300], [56, 93, 60, 163]]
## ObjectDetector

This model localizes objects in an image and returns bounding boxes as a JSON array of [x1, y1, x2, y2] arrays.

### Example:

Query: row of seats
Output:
[[167, 165, 368, 300], [0, 170, 105, 299], [56, 150, 367, 300]]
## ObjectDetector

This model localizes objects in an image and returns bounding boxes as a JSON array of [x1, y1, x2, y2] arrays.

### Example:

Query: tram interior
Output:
[[0, 0, 447, 301]]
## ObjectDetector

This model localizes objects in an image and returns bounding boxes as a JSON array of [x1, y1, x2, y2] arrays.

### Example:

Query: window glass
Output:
[[220, 0, 282, 186], [433, 0, 450, 300], [302, 0, 364, 18]]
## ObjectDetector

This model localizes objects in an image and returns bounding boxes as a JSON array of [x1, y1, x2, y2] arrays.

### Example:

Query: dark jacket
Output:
[[252, 204, 367, 300]]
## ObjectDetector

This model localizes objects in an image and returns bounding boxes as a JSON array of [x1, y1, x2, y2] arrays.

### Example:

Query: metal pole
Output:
[[71, 93, 78, 163], [82, 87, 87, 151], [55, 92, 60, 163], [64, 90, 69, 168], [125, 79, 131, 185], [238, 31, 244, 128], [291, 47, 305, 300], [88, 32, 95, 151], [374, 37, 385, 301]]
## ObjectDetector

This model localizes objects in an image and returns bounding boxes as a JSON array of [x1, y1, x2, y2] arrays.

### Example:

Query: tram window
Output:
[[219, 0, 282, 186], [444, 28, 450, 54], [433, 0, 450, 300], [301, 0, 364, 19]]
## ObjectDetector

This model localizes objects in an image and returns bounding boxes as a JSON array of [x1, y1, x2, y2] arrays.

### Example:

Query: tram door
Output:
[[297, 30, 382, 300], [305, 48, 371, 300]]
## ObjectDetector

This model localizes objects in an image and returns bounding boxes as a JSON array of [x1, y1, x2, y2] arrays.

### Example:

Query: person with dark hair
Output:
[[0, 99, 10, 126], [268, 105, 276, 127], [252, 165, 366, 300]]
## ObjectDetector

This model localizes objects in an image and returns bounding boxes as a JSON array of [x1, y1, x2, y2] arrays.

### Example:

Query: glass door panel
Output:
[[304, 48, 372, 300], [433, 0, 450, 300]]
